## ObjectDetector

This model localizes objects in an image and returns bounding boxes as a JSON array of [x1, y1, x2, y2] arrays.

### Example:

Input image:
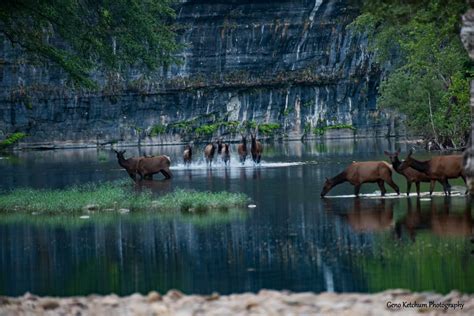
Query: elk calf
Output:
[[183, 144, 192, 165], [204, 143, 216, 166]]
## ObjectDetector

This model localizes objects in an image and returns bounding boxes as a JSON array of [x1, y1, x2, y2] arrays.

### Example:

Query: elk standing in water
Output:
[[204, 142, 216, 167], [136, 155, 172, 180], [385, 150, 434, 196], [237, 135, 248, 164], [114, 150, 144, 181], [250, 133, 263, 164], [221, 143, 230, 166], [320, 161, 400, 197], [183, 144, 192, 166], [399, 150, 467, 195]]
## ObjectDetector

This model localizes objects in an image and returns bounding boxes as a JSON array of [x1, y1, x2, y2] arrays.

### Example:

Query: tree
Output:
[[351, 0, 472, 149], [0, 0, 181, 88]]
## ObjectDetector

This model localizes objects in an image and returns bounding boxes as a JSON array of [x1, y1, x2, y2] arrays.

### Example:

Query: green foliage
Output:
[[0, 181, 249, 213], [152, 189, 248, 212], [149, 124, 167, 136], [258, 123, 281, 135], [0, 0, 181, 87], [350, 0, 472, 149], [195, 123, 219, 136], [313, 124, 355, 136], [0, 132, 27, 148]]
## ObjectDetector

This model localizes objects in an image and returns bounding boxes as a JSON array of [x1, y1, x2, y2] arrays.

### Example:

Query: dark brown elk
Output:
[[385, 150, 436, 196], [217, 138, 223, 155], [183, 144, 192, 165], [136, 155, 172, 179], [250, 133, 263, 164], [237, 135, 248, 164], [320, 161, 400, 197], [204, 143, 216, 166], [399, 150, 467, 195], [114, 150, 143, 181], [221, 143, 230, 166]]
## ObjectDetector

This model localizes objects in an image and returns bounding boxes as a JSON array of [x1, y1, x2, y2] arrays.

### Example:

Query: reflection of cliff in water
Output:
[[0, 203, 374, 296]]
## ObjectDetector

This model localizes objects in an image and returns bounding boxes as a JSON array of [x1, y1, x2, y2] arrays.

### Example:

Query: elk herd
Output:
[[114, 137, 469, 198]]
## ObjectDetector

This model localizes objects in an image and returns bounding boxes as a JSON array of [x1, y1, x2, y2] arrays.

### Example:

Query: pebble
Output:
[[118, 208, 130, 214], [1, 290, 473, 315], [248, 204, 257, 208], [79, 215, 90, 219]]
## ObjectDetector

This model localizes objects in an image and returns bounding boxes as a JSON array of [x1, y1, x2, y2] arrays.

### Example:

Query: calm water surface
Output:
[[0, 139, 472, 296]]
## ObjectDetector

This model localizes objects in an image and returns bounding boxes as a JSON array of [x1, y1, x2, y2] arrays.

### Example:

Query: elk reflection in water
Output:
[[324, 198, 473, 241]]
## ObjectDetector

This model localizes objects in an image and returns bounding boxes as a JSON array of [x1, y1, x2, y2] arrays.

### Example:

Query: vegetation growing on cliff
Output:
[[351, 0, 472, 149], [0, 132, 27, 149], [0, 0, 180, 87]]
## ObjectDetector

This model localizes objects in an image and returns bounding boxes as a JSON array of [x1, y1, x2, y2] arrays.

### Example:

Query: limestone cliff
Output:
[[0, 0, 401, 148]]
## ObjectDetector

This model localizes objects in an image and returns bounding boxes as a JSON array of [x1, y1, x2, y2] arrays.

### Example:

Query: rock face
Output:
[[0, 0, 400, 148], [461, 1, 474, 195]]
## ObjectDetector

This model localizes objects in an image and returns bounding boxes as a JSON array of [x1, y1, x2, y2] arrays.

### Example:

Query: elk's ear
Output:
[[384, 151, 390, 156], [396, 148, 400, 155], [407, 149, 413, 157], [121, 150, 126, 154], [325, 177, 329, 181]]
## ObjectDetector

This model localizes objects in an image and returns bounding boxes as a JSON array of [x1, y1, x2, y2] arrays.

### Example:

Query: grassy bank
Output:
[[0, 181, 249, 213]]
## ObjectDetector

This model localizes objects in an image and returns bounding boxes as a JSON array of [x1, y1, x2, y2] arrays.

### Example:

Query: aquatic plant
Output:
[[0, 181, 249, 214]]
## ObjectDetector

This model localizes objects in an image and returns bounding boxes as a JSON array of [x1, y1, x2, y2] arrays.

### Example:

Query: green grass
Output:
[[258, 123, 281, 136], [153, 189, 249, 212], [0, 182, 249, 214], [149, 124, 167, 136], [0, 132, 27, 148]]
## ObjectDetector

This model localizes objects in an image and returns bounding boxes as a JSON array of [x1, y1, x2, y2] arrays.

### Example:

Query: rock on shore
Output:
[[1, 290, 473, 315]]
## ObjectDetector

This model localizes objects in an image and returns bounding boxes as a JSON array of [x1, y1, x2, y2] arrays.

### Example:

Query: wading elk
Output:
[[183, 144, 192, 165], [204, 142, 216, 166], [114, 150, 144, 181], [385, 150, 434, 196], [237, 135, 248, 164], [320, 161, 400, 197], [136, 155, 172, 180], [250, 133, 263, 164], [399, 150, 467, 195], [221, 143, 230, 166]]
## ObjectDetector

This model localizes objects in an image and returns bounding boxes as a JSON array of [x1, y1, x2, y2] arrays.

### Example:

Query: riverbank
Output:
[[0, 289, 472, 315]]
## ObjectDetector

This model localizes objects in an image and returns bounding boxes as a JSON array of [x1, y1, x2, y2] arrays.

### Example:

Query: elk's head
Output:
[[114, 149, 126, 160], [384, 149, 401, 167], [320, 177, 334, 197], [398, 150, 414, 171]]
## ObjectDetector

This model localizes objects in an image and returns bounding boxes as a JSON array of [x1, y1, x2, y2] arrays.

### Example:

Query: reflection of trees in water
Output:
[[323, 197, 474, 293], [0, 205, 373, 296]]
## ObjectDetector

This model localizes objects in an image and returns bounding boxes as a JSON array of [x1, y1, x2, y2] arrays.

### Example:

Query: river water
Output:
[[0, 139, 472, 296]]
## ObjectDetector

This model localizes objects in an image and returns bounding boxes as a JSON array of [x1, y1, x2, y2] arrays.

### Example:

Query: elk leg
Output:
[[377, 180, 386, 196], [406, 180, 412, 196], [415, 182, 421, 196], [386, 178, 400, 195], [127, 172, 136, 181], [429, 180, 436, 195], [354, 184, 361, 197], [161, 168, 172, 179], [257, 155, 261, 164], [461, 175, 468, 195]]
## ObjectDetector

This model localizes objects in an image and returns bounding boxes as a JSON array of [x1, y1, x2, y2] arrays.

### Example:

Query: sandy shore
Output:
[[1, 289, 473, 315]]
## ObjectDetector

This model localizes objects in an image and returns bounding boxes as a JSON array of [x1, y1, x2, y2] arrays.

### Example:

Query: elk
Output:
[[250, 133, 263, 164], [136, 155, 172, 180], [204, 142, 216, 166], [320, 161, 400, 197], [399, 150, 467, 195], [183, 144, 192, 165], [221, 143, 230, 166], [237, 135, 248, 164], [114, 149, 143, 181], [384, 150, 434, 195]]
